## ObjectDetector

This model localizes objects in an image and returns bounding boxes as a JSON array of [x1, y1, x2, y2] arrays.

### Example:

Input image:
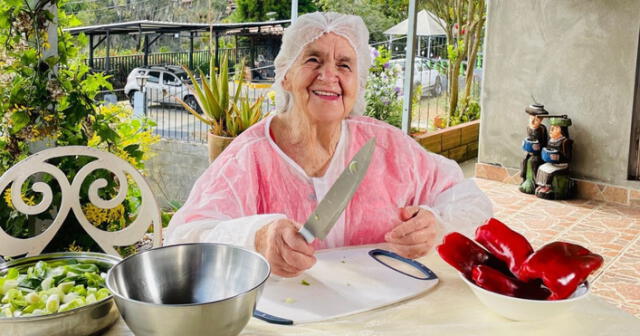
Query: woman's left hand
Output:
[[384, 206, 440, 259]]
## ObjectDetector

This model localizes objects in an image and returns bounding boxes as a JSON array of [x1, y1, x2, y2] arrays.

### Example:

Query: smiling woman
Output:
[[165, 12, 493, 278]]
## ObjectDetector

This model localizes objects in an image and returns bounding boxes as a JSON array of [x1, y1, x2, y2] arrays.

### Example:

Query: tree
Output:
[[230, 0, 319, 22], [314, 0, 408, 43], [423, 0, 486, 122]]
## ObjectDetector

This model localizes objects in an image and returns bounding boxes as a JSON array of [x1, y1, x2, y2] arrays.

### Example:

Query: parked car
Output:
[[124, 65, 200, 111], [389, 57, 445, 97]]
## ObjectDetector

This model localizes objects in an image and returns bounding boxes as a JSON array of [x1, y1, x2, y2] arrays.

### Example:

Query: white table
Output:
[[102, 252, 640, 336]]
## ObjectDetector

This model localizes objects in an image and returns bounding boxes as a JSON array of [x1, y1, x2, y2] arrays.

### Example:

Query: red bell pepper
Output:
[[472, 265, 550, 300], [475, 218, 533, 275], [518, 242, 604, 300], [437, 232, 509, 278]]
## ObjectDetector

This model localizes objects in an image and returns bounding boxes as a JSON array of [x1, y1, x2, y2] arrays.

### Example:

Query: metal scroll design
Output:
[[0, 146, 162, 257]]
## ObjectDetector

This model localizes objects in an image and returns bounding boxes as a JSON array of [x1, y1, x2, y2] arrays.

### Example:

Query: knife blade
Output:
[[299, 137, 376, 243]]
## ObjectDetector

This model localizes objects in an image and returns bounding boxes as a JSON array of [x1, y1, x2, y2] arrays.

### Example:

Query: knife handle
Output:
[[298, 227, 315, 244], [369, 249, 438, 281], [253, 309, 294, 325]]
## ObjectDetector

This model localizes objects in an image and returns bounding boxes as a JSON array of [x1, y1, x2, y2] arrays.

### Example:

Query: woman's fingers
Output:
[[282, 225, 316, 257], [255, 218, 316, 278], [385, 207, 441, 259], [387, 208, 436, 240], [386, 227, 437, 246], [387, 242, 430, 260]]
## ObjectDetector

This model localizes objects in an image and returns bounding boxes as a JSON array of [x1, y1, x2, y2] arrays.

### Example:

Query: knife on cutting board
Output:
[[298, 137, 376, 243]]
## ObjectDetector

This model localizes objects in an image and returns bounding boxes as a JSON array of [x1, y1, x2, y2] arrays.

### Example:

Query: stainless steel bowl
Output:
[[0, 252, 121, 336], [107, 243, 270, 336]]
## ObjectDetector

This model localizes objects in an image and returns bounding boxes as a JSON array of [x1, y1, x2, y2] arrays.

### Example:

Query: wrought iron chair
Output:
[[0, 146, 162, 258]]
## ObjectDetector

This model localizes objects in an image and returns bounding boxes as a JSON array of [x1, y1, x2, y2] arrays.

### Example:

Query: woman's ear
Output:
[[281, 74, 291, 91]]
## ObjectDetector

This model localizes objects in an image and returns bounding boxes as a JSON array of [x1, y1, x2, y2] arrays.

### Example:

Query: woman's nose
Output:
[[317, 63, 339, 82]]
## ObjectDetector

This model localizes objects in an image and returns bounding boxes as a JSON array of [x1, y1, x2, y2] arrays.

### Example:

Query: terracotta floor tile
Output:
[[596, 202, 640, 218], [604, 253, 640, 280], [591, 274, 640, 318]]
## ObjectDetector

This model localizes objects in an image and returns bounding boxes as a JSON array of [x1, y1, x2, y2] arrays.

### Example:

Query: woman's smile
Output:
[[311, 89, 342, 101]]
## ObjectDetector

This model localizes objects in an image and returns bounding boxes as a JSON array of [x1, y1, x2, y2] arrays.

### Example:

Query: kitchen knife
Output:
[[298, 137, 376, 243]]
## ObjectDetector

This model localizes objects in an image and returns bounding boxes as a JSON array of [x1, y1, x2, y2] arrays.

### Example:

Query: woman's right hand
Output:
[[255, 218, 316, 277]]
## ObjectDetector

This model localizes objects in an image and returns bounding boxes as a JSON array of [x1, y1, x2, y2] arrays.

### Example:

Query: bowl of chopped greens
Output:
[[0, 252, 121, 336]]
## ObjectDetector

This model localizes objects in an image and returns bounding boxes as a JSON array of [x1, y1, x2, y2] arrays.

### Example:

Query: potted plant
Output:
[[177, 54, 265, 162]]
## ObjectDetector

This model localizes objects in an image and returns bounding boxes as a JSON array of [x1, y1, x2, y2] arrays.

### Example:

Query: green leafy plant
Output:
[[0, 1, 159, 255], [177, 53, 264, 137], [449, 97, 480, 126], [365, 47, 403, 128], [365, 46, 422, 129]]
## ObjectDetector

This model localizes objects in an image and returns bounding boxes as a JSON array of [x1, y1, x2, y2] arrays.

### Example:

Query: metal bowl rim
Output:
[[0, 252, 121, 322], [106, 242, 271, 308]]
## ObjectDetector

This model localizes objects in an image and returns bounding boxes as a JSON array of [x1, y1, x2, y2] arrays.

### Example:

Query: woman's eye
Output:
[[340, 64, 351, 70], [306, 57, 319, 63]]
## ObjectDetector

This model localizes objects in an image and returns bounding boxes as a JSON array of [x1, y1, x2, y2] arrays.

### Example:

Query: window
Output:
[[162, 73, 178, 85], [147, 71, 160, 84]]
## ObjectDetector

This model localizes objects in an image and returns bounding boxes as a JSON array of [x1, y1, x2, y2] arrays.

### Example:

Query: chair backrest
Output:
[[0, 146, 162, 257]]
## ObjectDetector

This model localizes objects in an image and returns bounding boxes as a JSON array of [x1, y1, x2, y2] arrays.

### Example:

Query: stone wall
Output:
[[414, 120, 480, 162], [144, 139, 209, 208]]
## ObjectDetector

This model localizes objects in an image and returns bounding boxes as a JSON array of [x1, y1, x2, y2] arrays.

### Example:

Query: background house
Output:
[[477, 0, 640, 205]]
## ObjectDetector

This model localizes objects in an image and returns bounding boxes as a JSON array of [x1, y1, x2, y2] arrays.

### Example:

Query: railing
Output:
[[95, 65, 481, 144], [87, 47, 276, 89], [98, 82, 275, 144], [410, 73, 482, 132]]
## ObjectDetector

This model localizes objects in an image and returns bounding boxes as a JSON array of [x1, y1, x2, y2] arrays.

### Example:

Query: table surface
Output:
[[102, 251, 640, 336]]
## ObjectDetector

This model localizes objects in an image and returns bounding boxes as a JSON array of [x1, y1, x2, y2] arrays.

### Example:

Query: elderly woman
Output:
[[165, 12, 492, 277]]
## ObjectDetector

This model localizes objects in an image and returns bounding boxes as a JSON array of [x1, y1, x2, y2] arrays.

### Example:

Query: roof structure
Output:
[[62, 19, 290, 72], [63, 19, 289, 37], [384, 10, 446, 36]]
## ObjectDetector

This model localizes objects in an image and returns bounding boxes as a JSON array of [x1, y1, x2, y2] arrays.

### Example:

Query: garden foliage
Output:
[[0, 1, 159, 255]]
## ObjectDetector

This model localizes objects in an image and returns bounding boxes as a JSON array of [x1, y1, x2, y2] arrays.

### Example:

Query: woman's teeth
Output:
[[313, 90, 340, 97]]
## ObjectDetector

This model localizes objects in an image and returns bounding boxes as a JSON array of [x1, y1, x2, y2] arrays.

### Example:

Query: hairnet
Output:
[[272, 12, 371, 115]]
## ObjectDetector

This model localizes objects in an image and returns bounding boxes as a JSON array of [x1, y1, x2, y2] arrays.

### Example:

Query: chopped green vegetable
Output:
[[284, 297, 296, 304], [300, 279, 310, 286], [0, 259, 111, 318]]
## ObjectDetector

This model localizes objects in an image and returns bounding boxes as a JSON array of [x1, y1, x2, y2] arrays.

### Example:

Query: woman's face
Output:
[[282, 33, 358, 123]]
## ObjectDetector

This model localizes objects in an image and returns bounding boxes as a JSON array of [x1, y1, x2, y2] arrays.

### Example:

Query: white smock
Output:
[[165, 115, 493, 251]]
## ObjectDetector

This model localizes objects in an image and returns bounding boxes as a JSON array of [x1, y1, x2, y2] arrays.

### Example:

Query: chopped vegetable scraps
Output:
[[0, 260, 111, 318], [300, 279, 311, 286]]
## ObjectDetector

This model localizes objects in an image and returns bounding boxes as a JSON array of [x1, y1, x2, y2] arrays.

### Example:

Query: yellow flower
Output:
[[68, 241, 84, 252], [3, 188, 36, 209], [3, 189, 13, 208], [267, 90, 277, 103], [82, 203, 126, 230]]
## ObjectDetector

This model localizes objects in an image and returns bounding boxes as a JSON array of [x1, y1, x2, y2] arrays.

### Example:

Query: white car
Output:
[[123, 66, 200, 112], [389, 58, 445, 97]]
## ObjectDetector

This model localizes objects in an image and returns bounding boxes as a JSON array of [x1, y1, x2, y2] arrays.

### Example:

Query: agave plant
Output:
[[176, 53, 264, 137], [227, 95, 265, 137]]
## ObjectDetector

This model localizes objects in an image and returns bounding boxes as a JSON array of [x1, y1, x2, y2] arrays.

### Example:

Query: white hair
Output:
[[272, 12, 371, 115]]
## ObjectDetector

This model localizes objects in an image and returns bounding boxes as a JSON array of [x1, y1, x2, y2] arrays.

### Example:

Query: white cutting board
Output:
[[255, 246, 439, 324]]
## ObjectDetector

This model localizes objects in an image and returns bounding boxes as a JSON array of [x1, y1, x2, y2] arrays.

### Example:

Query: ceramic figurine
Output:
[[519, 104, 549, 194], [535, 117, 575, 200]]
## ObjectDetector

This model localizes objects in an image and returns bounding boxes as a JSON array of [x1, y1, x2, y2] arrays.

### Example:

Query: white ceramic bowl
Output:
[[460, 273, 589, 321]]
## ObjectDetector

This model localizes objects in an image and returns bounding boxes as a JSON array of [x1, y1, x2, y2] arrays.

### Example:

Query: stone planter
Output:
[[207, 132, 234, 163]]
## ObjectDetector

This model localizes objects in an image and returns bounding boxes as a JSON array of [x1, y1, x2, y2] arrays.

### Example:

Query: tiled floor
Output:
[[475, 177, 640, 319]]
